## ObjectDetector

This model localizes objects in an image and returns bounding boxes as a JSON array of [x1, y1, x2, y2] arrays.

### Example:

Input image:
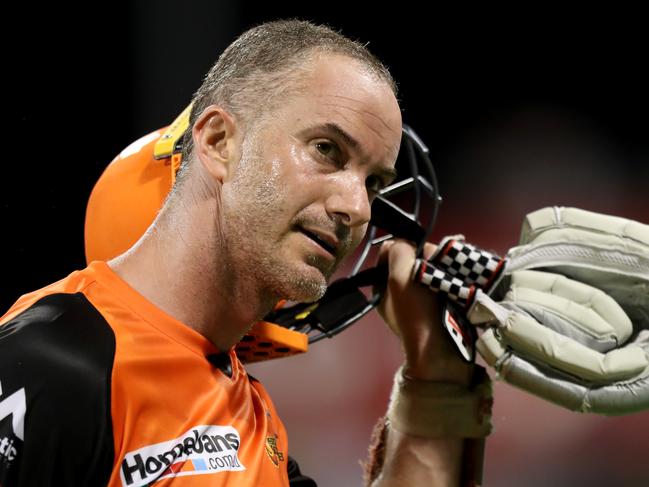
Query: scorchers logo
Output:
[[120, 425, 245, 487]]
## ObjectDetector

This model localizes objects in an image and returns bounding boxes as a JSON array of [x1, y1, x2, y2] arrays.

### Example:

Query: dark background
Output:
[[3, 3, 648, 485], [4, 3, 647, 308]]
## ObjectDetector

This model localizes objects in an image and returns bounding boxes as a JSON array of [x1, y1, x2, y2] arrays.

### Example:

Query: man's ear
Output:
[[192, 105, 239, 182]]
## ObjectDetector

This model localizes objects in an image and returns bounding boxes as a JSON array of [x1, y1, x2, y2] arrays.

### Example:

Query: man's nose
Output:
[[324, 175, 372, 228]]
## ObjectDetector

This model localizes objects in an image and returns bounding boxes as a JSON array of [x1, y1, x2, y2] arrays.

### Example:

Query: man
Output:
[[0, 20, 490, 486]]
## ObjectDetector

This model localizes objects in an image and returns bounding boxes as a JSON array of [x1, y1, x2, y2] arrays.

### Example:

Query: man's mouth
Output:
[[299, 227, 338, 257]]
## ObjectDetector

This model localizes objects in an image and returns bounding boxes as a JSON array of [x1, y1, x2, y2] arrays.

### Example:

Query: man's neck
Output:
[[107, 195, 273, 352]]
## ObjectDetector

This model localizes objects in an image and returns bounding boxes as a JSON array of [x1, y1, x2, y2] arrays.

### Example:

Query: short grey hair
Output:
[[180, 19, 397, 171]]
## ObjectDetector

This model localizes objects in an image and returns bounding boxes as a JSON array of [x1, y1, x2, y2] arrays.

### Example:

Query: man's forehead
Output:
[[299, 56, 400, 126], [266, 54, 401, 168], [296, 120, 400, 175]]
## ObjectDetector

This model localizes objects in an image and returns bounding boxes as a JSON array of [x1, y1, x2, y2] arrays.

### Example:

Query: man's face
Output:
[[221, 54, 402, 304]]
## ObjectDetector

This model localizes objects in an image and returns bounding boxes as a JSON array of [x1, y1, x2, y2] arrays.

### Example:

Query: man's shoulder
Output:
[[0, 264, 100, 324], [0, 291, 116, 435], [0, 292, 116, 381], [0, 292, 116, 486]]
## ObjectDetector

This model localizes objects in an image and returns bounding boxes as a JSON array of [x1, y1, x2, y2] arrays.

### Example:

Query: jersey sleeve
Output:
[[0, 293, 116, 486]]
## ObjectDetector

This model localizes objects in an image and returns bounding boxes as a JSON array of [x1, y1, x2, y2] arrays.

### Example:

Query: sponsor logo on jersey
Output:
[[264, 434, 284, 467], [0, 435, 18, 463], [0, 387, 26, 470], [120, 425, 245, 487]]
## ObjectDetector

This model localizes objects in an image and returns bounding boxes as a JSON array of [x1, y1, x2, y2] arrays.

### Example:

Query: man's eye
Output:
[[366, 175, 384, 195], [315, 141, 342, 163]]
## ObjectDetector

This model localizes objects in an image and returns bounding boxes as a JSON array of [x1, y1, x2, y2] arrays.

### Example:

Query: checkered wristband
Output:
[[414, 259, 478, 309], [431, 237, 506, 293]]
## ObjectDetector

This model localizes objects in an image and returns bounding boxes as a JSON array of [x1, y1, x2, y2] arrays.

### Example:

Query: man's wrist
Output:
[[387, 364, 493, 439], [404, 354, 474, 384]]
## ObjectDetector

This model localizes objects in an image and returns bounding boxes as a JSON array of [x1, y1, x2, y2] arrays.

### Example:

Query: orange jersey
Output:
[[0, 262, 314, 486]]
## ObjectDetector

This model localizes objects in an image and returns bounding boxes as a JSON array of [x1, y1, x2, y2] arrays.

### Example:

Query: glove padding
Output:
[[417, 207, 649, 415]]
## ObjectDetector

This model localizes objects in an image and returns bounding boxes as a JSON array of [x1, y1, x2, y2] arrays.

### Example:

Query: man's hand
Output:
[[368, 239, 492, 487], [377, 240, 473, 384]]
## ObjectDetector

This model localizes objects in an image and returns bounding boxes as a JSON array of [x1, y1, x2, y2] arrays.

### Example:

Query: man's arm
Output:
[[367, 240, 491, 486], [369, 423, 464, 486]]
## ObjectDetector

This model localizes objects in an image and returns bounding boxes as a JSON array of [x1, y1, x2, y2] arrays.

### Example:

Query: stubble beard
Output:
[[224, 214, 330, 305], [222, 135, 331, 306]]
